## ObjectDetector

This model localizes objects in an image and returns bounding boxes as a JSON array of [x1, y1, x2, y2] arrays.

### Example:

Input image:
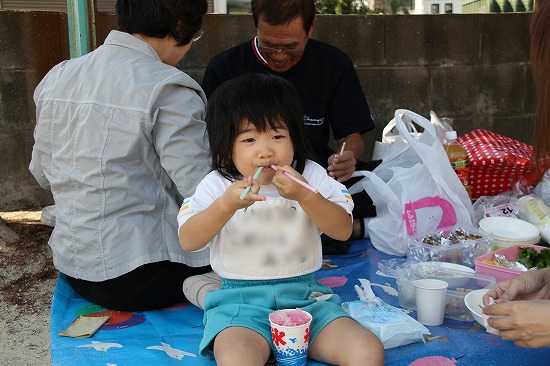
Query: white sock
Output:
[[182, 271, 222, 310]]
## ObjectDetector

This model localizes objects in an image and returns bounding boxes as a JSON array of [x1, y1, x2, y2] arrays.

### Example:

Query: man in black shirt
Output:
[[202, 0, 380, 252]]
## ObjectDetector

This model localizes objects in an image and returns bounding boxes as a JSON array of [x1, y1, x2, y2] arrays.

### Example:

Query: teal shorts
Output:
[[199, 273, 349, 359]]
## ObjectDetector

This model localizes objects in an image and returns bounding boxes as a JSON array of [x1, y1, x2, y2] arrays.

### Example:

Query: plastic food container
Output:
[[407, 229, 494, 269], [478, 217, 540, 250], [397, 271, 496, 322], [475, 244, 548, 282]]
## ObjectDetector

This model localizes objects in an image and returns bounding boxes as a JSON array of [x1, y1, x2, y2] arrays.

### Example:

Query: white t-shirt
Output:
[[177, 160, 353, 280]]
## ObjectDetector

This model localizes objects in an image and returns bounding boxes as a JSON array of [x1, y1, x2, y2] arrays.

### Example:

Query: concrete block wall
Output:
[[0, 11, 534, 210], [0, 10, 69, 210], [181, 13, 533, 153]]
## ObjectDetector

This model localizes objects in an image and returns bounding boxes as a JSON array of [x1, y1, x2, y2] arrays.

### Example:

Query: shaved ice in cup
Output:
[[268, 308, 312, 366], [269, 308, 311, 326]]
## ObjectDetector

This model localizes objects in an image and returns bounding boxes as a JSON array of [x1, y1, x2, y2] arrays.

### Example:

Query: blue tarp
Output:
[[50, 240, 550, 365]]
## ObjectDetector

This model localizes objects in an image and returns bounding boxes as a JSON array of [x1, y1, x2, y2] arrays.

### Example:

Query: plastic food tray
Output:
[[407, 229, 494, 269], [475, 244, 548, 282], [397, 272, 496, 322]]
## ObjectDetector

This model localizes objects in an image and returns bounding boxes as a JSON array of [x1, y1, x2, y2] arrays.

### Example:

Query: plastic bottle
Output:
[[444, 131, 472, 199]]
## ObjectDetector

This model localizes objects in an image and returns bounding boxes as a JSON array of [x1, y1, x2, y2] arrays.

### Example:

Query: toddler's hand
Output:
[[222, 176, 265, 211], [272, 165, 315, 201]]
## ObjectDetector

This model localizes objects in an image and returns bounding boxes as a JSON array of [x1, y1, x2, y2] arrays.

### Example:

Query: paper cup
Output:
[[268, 309, 312, 366], [414, 279, 448, 326]]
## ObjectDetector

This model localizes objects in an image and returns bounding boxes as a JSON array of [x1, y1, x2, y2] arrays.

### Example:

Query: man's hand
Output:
[[327, 133, 364, 183], [327, 150, 355, 182]]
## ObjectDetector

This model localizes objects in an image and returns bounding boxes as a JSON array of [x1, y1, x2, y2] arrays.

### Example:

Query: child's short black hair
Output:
[[206, 73, 312, 181]]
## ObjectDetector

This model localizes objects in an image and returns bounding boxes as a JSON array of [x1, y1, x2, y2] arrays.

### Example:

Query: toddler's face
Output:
[[232, 120, 294, 184]]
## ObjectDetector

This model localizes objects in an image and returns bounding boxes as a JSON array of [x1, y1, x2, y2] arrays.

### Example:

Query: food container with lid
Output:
[[407, 228, 494, 269], [475, 243, 548, 282], [397, 269, 496, 322], [478, 217, 540, 250]]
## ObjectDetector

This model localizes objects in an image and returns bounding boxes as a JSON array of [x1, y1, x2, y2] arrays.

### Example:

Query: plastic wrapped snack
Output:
[[342, 279, 429, 349], [514, 194, 550, 244], [472, 193, 518, 226]]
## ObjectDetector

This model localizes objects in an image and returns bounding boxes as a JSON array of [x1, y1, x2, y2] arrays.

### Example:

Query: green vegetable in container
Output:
[[516, 247, 550, 269], [535, 248, 550, 269]]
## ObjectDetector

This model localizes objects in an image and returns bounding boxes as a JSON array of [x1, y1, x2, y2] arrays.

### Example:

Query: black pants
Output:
[[66, 261, 212, 311], [345, 159, 382, 219]]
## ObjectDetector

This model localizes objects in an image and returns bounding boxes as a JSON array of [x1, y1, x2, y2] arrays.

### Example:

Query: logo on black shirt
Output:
[[303, 115, 324, 126]]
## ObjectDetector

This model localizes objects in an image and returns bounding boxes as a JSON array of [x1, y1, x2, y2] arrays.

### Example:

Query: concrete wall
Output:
[[0, 11, 534, 210]]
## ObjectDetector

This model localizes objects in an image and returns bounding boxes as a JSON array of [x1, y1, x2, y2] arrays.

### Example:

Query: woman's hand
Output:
[[481, 268, 550, 348], [483, 268, 550, 305], [483, 299, 550, 348]]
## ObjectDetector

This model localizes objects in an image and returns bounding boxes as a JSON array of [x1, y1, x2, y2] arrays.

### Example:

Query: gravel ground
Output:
[[0, 210, 57, 366]]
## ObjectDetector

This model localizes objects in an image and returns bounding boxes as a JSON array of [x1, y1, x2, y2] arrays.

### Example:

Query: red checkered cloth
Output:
[[457, 129, 532, 199]]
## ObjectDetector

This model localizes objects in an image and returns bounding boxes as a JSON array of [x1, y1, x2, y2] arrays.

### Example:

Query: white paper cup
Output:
[[414, 279, 448, 326], [268, 309, 312, 366]]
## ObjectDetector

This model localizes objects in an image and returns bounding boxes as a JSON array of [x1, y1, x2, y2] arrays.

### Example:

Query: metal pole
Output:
[[88, 0, 97, 51], [67, 0, 93, 58]]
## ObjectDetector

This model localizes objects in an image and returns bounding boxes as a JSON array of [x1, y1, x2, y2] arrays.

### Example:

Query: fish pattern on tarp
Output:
[[51, 240, 550, 366]]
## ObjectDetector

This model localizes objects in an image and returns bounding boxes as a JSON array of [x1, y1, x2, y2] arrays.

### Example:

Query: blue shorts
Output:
[[199, 273, 349, 359]]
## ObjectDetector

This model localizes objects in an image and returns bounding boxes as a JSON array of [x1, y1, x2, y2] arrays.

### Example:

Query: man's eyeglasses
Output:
[[258, 45, 304, 57], [192, 29, 203, 42]]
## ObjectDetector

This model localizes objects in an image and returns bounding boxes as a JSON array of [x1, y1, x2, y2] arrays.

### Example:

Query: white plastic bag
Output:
[[350, 109, 475, 256], [342, 279, 429, 349], [534, 170, 550, 208], [372, 113, 419, 160], [429, 110, 453, 143], [372, 110, 450, 160]]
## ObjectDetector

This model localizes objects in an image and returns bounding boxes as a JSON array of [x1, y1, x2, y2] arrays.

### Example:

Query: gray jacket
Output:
[[29, 31, 211, 281]]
